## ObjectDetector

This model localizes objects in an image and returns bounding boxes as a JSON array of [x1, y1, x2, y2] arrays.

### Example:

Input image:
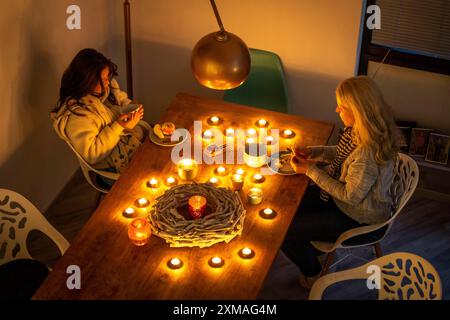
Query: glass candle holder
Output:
[[247, 188, 263, 205], [128, 217, 151, 246], [188, 195, 207, 219], [147, 178, 159, 189], [244, 141, 268, 168], [177, 159, 198, 181], [230, 174, 244, 191]]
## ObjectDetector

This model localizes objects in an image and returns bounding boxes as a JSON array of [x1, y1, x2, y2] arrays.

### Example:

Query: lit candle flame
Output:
[[210, 116, 220, 123], [258, 119, 267, 126], [212, 257, 222, 264], [171, 258, 181, 266], [236, 168, 245, 175], [242, 248, 252, 255], [264, 208, 273, 215], [138, 198, 148, 206], [247, 128, 257, 135], [124, 207, 135, 215]]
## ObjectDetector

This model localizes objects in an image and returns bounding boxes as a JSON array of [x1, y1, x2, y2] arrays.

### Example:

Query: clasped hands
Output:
[[117, 105, 144, 130], [289, 146, 314, 175]]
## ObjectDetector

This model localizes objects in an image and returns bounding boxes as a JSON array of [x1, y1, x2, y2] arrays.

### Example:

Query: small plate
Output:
[[149, 125, 188, 147], [267, 150, 297, 175]]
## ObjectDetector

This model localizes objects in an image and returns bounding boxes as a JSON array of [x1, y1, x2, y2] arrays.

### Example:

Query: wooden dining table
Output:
[[33, 93, 334, 300]]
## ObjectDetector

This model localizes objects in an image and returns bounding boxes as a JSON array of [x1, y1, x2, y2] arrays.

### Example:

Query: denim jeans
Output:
[[281, 185, 363, 277]]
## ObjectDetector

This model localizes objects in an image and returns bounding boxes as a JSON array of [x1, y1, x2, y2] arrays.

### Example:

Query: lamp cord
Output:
[[210, 0, 225, 32], [372, 48, 391, 78]]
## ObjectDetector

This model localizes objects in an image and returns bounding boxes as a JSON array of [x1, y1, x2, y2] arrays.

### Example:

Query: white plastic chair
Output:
[[309, 252, 442, 300], [311, 153, 419, 276], [0, 189, 70, 266]]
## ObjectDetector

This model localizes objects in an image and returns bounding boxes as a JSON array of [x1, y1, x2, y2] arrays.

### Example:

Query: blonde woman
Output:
[[282, 76, 398, 289]]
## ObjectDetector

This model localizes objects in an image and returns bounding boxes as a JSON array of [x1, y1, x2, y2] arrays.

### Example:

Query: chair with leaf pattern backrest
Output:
[[309, 252, 442, 300], [0, 189, 69, 267]]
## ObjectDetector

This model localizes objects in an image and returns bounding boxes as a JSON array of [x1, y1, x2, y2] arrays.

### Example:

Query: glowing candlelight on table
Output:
[[167, 257, 183, 270], [251, 173, 265, 184], [214, 166, 228, 176], [247, 188, 263, 205], [165, 176, 178, 187], [188, 195, 207, 219], [235, 168, 245, 176], [207, 116, 222, 126], [247, 128, 257, 136], [208, 177, 219, 186], [136, 198, 150, 208], [147, 178, 159, 188], [128, 217, 151, 246], [256, 119, 269, 128], [230, 174, 244, 191], [202, 130, 213, 140], [281, 129, 296, 139], [239, 247, 255, 259], [225, 128, 235, 136], [177, 159, 198, 181], [246, 137, 256, 144], [209, 256, 224, 268], [122, 207, 136, 218], [211, 116, 220, 124], [265, 136, 275, 144], [259, 208, 277, 219]]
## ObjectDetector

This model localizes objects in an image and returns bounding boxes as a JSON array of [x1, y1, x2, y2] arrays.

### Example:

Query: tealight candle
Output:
[[167, 258, 183, 270], [128, 217, 151, 246], [165, 176, 178, 187], [230, 174, 244, 191], [208, 177, 219, 186], [251, 173, 265, 184], [265, 136, 275, 144], [202, 130, 213, 140], [246, 137, 256, 144], [207, 116, 222, 126], [281, 129, 296, 139], [259, 208, 277, 219], [235, 168, 245, 176], [136, 198, 150, 208], [239, 247, 255, 259], [177, 159, 198, 181], [122, 207, 136, 218], [147, 178, 159, 188], [209, 256, 224, 268], [247, 188, 263, 205], [225, 128, 235, 136], [214, 166, 228, 176], [188, 195, 207, 219], [256, 119, 269, 128], [247, 128, 257, 136]]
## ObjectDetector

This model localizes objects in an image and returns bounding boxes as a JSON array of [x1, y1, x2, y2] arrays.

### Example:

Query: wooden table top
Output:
[[33, 93, 333, 300]]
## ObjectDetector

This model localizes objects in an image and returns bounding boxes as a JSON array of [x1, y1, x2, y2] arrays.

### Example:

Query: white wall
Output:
[[0, 0, 110, 211]]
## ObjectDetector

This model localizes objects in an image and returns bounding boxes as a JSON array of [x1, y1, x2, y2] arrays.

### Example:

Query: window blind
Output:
[[372, 0, 450, 60]]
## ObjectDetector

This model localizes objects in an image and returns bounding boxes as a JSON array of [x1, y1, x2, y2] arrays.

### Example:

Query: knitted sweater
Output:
[[306, 145, 395, 224], [51, 79, 149, 172]]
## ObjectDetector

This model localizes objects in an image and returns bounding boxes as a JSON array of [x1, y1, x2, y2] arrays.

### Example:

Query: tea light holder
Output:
[[188, 195, 207, 219], [202, 130, 214, 140], [122, 207, 136, 219], [234, 168, 246, 176], [167, 258, 183, 270], [207, 116, 223, 126], [224, 128, 235, 138], [135, 198, 150, 208], [208, 177, 220, 186], [230, 174, 244, 191], [281, 129, 296, 139], [177, 159, 198, 181], [256, 119, 269, 128], [208, 256, 224, 268], [239, 247, 255, 259], [214, 166, 229, 176], [247, 128, 257, 136], [165, 176, 178, 187], [265, 135, 277, 145], [259, 208, 277, 219], [128, 217, 151, 246], [251, 173, 266, 184], [147, 178, 159, 189], [247, 188, 263, 205]]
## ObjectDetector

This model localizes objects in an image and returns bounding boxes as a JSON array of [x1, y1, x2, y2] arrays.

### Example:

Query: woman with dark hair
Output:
[[51, 48, 149, 174]]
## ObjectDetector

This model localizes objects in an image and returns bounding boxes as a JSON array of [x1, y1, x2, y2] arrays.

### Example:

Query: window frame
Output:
[[357, 0, 450, 76]]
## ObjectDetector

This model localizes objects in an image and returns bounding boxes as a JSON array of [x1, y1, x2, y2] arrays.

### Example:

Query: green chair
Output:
[[224, 48, 289, 113]]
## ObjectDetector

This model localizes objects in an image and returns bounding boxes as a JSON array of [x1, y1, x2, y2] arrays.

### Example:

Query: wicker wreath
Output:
[[148, 183, 246, 248]]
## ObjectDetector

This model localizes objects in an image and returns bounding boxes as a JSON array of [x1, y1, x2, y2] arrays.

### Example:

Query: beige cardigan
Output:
[[51, 79, 148, 172], [306, 145, 395, 224]]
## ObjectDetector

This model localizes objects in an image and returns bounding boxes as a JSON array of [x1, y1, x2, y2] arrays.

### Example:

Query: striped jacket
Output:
[[306, 145, 395, 224]]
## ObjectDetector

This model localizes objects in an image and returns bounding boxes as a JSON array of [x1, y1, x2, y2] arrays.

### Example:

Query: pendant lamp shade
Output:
[[191, 1, 251, 90]]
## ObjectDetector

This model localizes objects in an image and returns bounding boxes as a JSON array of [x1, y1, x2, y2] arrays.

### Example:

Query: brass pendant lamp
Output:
[[191, 0, 251, 90]]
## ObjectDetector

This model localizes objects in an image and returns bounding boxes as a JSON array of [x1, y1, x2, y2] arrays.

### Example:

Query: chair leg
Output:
[[374, 243, 382, 258], [320, 251, 335, 276]]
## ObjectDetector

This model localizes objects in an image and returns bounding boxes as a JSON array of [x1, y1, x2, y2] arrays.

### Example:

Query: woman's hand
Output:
[[293, 146, 312, 159], [117, 105, 144, 130], [290, 155, 310, 174]]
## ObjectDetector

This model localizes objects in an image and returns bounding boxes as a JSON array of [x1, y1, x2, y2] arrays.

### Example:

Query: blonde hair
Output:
[[336, 76, 398, 165]]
